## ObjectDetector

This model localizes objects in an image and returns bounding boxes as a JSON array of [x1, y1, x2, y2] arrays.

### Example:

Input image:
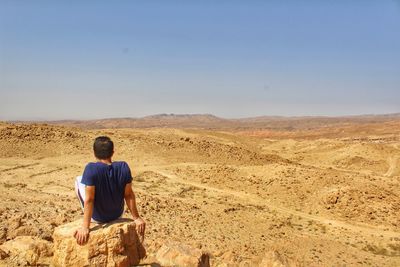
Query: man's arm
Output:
[[74, 185, 95, 245], [124, 183, 146, 237]]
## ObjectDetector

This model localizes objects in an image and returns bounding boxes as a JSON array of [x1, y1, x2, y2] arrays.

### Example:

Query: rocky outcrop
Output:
[[0, 236, 53, 266], [0, 248, 7, 260], [215, 250, 300, 267], [155, 240, 210, 267], [258, 251, 299, 267], [52, 218, 146, 267]]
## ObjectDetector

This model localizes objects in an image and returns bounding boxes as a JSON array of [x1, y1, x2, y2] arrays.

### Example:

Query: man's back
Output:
[[74, 136, 145, 246], [82, 161, 132, 222]]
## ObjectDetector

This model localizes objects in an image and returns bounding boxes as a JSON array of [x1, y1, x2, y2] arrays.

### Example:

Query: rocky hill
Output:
[[12, 112, 400, 131]]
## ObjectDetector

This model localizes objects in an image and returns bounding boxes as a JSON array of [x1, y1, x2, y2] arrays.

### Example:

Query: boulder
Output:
[[0, 248, 8, 260], [0, 236, 52, 266], [52, 218, 146, 267], [258, 251, 299, 267], [215, 251, 300, 267], [156, 240, 210, 267]]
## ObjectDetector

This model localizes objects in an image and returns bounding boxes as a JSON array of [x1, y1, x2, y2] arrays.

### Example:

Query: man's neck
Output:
[[98, 158, 112, 165]]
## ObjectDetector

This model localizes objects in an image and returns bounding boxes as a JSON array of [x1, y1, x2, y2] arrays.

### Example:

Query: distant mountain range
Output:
[[9, 113, 400, 130]]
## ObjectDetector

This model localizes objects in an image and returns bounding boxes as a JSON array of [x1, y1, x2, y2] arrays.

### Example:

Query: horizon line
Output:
[[3, 111, 400, 123]]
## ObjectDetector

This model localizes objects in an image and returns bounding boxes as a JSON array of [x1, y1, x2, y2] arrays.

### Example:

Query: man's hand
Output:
[[73, 227, 90, 246], [134, 217, 146, 239]]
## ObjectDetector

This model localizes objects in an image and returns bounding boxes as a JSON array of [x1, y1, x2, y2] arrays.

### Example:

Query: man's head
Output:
[[93, 136, 114, 160]]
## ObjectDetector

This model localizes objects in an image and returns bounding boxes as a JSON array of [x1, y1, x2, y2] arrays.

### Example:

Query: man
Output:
[[74, 136, 146, 245]]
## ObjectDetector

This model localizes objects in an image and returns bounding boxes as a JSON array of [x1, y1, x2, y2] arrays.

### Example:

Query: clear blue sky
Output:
[[1, 1, 399, 120]]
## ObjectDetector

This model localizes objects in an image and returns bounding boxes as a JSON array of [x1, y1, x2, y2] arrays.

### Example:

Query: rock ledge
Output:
[[52, 218, 145, 267]]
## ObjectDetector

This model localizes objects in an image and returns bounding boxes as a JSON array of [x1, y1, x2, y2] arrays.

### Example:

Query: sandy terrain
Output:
[[0, 120, 399, 266]]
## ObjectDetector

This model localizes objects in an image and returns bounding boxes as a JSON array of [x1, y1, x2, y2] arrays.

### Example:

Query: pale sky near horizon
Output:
[[1, 1, 399, 120]]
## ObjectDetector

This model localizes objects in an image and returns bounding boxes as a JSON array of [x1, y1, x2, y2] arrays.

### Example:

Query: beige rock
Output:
[[156, 240, 210, 267], [0, 236, 52, 265], [0, 248, 8, 260], [221, 250, 236, 262], [215, 262, 238, 267], [0, 227, 6, 245], [52, 218, 146, 267], [258, 251, 299, 267]]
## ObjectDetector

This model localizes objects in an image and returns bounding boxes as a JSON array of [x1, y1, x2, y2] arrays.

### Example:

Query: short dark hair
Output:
[[93, 136, 114, 159]]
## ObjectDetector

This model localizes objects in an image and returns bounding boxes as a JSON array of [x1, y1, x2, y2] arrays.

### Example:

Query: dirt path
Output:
[[297, 162, 398, 182], [152, 168, 400, 240], [146, 160, 399, 182]]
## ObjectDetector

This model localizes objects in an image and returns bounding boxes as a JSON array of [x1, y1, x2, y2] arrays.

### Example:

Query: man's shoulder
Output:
[[85, 162, 99, 169], [113, 162, 132, 178], [84, 162, 108, 173], [112, 161, 130, 169]]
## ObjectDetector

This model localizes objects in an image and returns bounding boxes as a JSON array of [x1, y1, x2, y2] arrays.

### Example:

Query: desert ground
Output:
[[0, 117, 399, 266]]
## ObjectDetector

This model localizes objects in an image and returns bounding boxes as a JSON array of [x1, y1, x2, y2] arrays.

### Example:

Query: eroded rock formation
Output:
[[52, 218, 146, 267]]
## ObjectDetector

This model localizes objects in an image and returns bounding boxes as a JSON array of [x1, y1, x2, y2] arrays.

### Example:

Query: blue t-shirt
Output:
[[81, 161, 133, 223]]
